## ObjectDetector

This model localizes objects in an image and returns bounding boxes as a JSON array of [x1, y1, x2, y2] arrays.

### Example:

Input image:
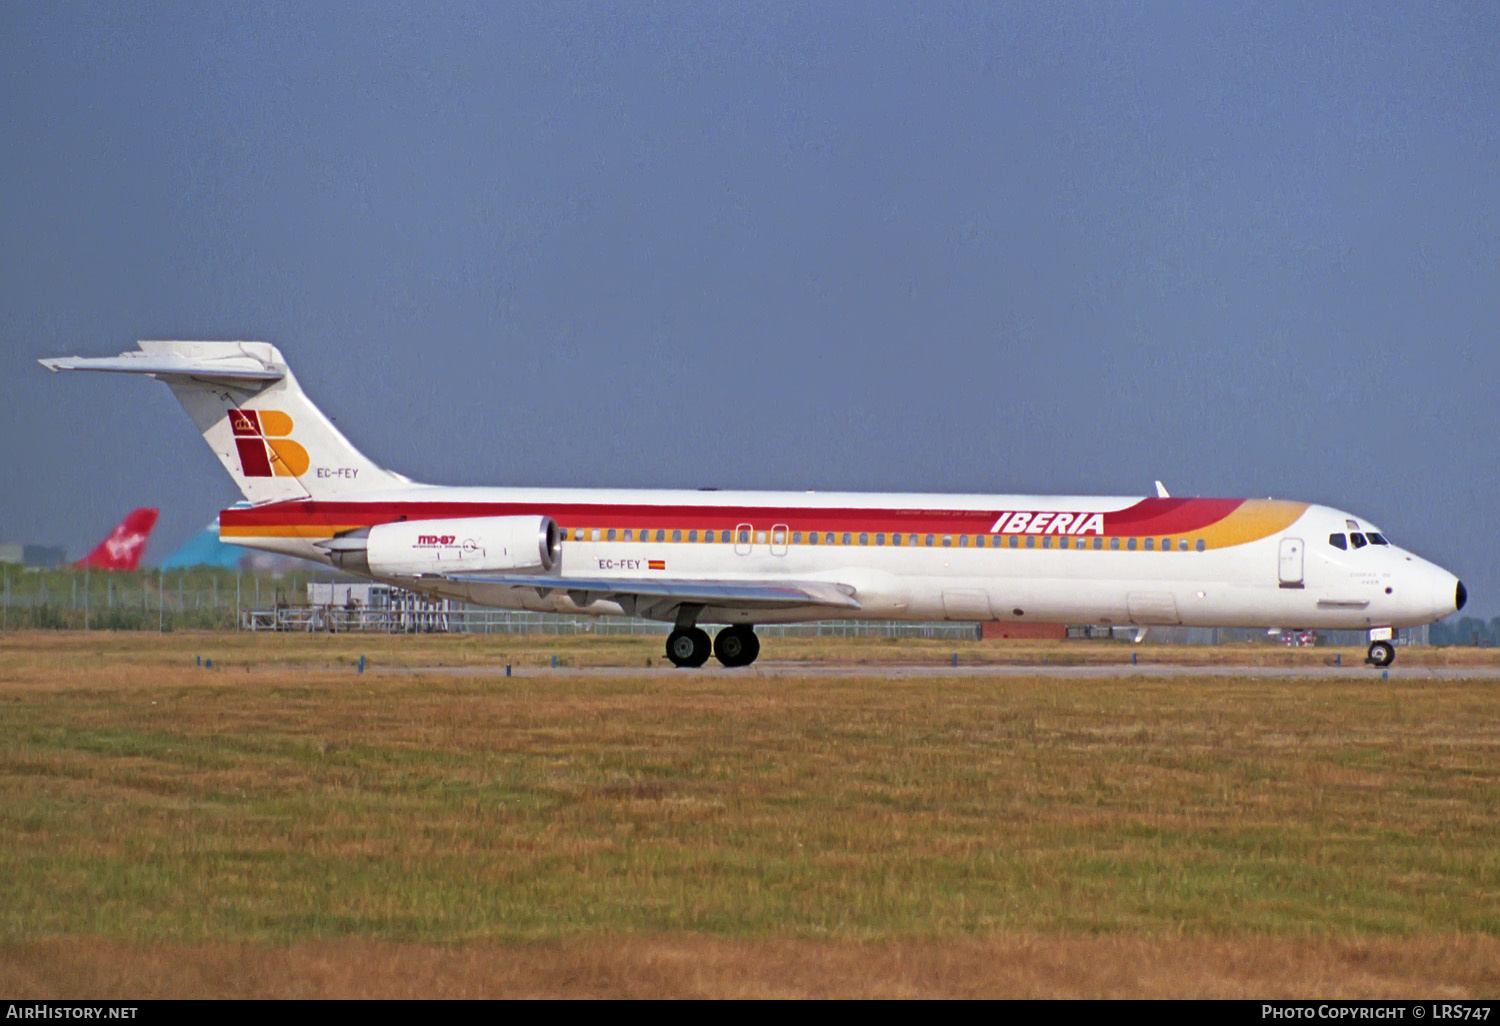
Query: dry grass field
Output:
[[1, 630, 1497, 997]]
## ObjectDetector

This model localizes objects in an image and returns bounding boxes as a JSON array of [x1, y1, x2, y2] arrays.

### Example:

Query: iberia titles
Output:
[[989, 511, 1106, 536]]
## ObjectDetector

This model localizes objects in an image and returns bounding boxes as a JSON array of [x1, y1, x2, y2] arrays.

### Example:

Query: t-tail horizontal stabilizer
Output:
[[41, 341, 409, 504]]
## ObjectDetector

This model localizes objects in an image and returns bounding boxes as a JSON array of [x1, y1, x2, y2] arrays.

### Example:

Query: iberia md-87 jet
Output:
[[43, 342, 1465, 668]]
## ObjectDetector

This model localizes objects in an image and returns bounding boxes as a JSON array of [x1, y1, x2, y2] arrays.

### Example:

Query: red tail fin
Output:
[[75, 508, 159, 571]]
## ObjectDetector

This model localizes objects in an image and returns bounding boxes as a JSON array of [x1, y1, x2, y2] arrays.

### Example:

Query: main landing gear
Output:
[[712, 625, 760, 668], [665, 624, 760, 668], [665, 626, 711, 668]]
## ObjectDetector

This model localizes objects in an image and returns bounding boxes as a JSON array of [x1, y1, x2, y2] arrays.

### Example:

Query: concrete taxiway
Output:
[[374, 661, 1500, 681]]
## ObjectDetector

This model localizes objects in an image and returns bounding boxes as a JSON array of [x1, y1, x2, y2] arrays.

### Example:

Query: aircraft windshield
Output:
[[1330, 531, 1390, 550]]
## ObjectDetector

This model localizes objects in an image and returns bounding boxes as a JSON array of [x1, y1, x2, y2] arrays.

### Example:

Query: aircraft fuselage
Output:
[[220, 487, 1463, 632]]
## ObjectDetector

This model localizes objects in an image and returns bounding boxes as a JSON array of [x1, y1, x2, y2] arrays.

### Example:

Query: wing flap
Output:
[[437, 573, 861, 611]]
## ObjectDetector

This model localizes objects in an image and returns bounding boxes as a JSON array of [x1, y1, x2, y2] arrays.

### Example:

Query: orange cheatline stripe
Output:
[[220, 524, 364, 540], [1193, 500, 1307, 550]]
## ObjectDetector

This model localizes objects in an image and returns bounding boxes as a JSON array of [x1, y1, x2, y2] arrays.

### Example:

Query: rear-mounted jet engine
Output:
[[320, 515, 560, 576]]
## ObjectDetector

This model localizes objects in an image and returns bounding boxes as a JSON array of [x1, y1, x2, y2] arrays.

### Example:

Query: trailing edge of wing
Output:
[[439, 574, 862, 611]]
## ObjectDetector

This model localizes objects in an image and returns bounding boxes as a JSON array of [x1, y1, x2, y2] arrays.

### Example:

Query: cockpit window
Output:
[[1367, 533, 1388, 545], [1350, 533, 1368, 549], [1329, 533, 1347, 550]]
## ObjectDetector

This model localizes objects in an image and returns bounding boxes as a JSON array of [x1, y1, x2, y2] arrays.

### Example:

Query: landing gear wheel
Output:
[[713, 626, 761, 668], [1366, 640, 1395, 668], [666, 627, 712, 668]]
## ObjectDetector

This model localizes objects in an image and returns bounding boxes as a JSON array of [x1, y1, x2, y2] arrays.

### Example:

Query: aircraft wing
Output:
[[438, 573, 862, 612]]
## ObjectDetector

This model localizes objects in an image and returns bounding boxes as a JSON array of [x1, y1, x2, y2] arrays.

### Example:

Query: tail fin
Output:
[[75, 507, 158, 570], [159, 515, 247, 570], [41, 342, 410, 503]]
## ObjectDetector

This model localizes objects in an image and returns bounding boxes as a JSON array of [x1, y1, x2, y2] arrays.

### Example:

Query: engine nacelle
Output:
[[331, 515, 560, 577]]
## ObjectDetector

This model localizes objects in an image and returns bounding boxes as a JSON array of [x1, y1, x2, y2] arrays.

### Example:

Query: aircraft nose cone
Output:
[[1456, 580, 1467, 613]]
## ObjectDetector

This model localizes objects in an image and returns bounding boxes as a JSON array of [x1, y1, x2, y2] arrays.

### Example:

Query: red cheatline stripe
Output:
[[221, 497, 1254, 537], [222, 502, 1004, 534], [1099, 498, 1245, 534]]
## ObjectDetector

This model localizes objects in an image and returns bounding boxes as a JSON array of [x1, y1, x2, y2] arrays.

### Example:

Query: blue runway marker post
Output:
[[358, 654, 365, 674], [204, 658, 212, 668], [505, 664, 512, 678], [1335, 654, 1341, 667], [551, 654, 557, 669], [951, 652, 958, 668], [196, 655, 201, 667], [1131, 652, 1137, 665]]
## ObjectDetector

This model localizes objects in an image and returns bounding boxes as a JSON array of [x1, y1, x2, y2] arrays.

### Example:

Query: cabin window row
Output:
[[563, 527, 1208, 552]]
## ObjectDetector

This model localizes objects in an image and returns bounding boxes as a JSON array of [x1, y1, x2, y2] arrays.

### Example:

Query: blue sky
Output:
[[2, 2, 1496, 613]]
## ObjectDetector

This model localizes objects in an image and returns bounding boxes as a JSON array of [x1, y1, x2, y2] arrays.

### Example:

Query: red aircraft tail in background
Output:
[[75, 508, 159, 571]]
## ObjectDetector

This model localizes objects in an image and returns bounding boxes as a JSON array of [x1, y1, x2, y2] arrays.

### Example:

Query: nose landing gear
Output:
[[1365, 640, 1395, 667]]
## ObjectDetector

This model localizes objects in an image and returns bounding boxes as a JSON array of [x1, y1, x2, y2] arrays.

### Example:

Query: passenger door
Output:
[[1278, 537, 1304, 588], [770, 523, 789, 557]]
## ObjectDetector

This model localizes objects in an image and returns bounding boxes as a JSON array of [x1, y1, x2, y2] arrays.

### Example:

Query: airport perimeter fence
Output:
[[0, 565, 318, 632], [0, 565, 983, 639], [237, 604, 984, 639]]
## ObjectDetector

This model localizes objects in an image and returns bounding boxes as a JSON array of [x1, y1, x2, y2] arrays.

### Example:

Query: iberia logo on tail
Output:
[[230, 409, 309, 477]]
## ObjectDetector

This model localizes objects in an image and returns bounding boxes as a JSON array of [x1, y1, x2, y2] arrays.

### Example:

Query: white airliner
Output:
[[42, 341, 1465, 668]]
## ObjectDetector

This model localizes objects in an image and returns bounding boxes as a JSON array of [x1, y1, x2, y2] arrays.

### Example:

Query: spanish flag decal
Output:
[[648, 559, 666, 571]]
